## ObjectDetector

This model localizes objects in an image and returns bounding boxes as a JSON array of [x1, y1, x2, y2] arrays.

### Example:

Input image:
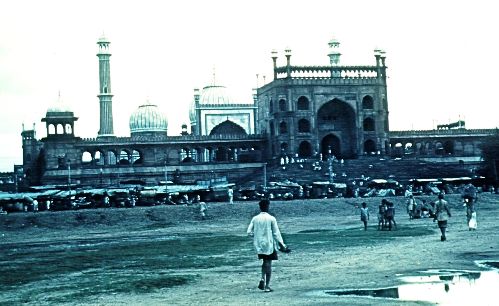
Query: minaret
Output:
[[97, 35, 114, 137]]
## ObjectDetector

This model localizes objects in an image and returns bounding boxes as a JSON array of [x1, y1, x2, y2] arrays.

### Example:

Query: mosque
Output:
[[24, 35, 486, 188]]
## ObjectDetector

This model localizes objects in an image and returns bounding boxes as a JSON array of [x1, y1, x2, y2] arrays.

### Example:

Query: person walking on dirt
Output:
[[228, 187, 234, 204], [384, 199, 396, 231], [378, 200, 387, 230], [360, 202, 369, 230], [434, 193, 452, 241], [247, 199, 288, 292], [406, 195, 416, 220]]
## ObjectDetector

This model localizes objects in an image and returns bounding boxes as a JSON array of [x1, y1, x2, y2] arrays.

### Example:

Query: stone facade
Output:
[[256, 48, 390, 160]]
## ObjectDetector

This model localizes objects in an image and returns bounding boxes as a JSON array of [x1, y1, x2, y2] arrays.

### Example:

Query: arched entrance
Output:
[[298, 141, 312, 158], [321, 134, 341, 160], [317, 99, 356, 158], [364, 139, 376, 154]]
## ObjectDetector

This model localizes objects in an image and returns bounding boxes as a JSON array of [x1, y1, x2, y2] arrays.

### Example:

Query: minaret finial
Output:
[[212, 66, 216, 86]]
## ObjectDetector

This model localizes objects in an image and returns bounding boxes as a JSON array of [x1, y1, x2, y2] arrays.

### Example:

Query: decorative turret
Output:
[[189, 88, 200, 135], [41, 93, 78, 139], [97, 35, 114, 137], [271, 49, 278, 80], [327, 37, 341, 66], [285, 47, 292, 78]]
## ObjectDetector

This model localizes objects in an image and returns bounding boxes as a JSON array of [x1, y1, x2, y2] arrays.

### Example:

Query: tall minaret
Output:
[[97, 35, 114, 137]]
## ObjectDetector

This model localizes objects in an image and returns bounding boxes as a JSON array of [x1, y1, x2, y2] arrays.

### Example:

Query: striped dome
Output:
[[199, 85, 236, 105], [129, 103, 168, 134]]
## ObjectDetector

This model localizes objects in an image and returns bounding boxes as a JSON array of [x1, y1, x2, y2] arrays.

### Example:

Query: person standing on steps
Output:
[[434, 193, 452, 241], [247, 199, 288, 293]]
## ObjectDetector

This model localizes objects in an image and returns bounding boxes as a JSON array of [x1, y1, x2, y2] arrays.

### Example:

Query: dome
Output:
[[199, 85, 237, 105], [46, 93, 73, 115], [129, 103, 168, 134]]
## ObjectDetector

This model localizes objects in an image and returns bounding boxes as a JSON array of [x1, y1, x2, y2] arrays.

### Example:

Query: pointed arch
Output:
[[362, 95, 374, 109], [279, 99, 287, 111], [279, 121, 287, 134], [298, 141, 312, 158], [210, 120, 247, 136], [321, 134, 341, 160], [363, 117, 375, 131], [364, 139, 376, 154], [297, 96, 309, 110], [298, 119, 311, 133]]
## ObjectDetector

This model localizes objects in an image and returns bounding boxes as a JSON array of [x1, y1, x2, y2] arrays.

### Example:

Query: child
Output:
[[360, 202, 370, 230]]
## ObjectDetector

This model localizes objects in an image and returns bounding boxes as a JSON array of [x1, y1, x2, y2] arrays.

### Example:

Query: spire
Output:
[[97, 35, 114, 137], [212, 66, 216, 86]]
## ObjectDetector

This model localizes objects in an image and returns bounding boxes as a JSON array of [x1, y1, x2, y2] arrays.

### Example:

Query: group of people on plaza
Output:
[[357, 182, 480, 239]]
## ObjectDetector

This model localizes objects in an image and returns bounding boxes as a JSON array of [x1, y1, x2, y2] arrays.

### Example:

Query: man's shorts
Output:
[[258, 250, 278, 260]]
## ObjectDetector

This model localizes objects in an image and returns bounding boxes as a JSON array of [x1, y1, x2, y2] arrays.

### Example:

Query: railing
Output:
[[275, 65, 379, 79], [390, 129, 498, 137], [79, 133, 267, 144]]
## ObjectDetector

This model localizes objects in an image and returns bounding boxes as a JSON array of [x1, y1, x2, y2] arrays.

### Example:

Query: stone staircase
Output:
[[236, 157, 475, 186]]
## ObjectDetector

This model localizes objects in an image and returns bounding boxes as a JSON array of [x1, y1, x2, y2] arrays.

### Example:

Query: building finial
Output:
[[212, 65, 216, 86]]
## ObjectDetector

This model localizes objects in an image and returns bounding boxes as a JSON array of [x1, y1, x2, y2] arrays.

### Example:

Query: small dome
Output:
[[97, 34, 110, 44], [129, 103, 168, 134], [46, 93, 73, 115], [199, 85, 237, 105]]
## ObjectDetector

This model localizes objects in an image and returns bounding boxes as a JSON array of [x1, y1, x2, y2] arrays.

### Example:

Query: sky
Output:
[[1, 0, 498, 172]]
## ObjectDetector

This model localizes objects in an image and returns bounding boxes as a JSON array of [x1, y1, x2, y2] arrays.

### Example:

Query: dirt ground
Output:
[[1, 193, 498, 305]]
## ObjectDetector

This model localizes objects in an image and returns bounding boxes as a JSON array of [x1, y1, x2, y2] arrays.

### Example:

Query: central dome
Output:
[[129, 103, 168, 135], [199, 85, 236, 105], [46, 93, 73, 115]]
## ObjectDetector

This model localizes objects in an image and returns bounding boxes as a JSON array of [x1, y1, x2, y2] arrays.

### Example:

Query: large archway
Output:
[[210, 120, 247, 136], [321, 134, 341, 160], [317, 99, 356, 158]]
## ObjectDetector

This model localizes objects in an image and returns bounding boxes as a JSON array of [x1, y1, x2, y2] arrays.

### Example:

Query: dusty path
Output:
[[1, 194, 498, 305]]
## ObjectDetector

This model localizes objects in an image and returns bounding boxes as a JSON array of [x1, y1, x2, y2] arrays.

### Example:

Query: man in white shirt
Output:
[[247, 199, 287, 292]]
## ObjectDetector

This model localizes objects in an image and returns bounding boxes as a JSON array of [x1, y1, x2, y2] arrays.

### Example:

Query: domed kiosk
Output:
[[189, 85, 256, 136], [41, 93, 78, 138], [129, 102, 168, 137]]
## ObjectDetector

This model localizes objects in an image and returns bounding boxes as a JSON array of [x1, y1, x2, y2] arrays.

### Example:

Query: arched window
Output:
[[131, 150, 142, 164], [363, 117, 375, 131], [279, 99, 287, 111], [107, 151, 117, 165], [269, 120, 275, 136], [95, 151, 104, 166], [48, 124, 56, 135], [269, 98, 274, 113], [298, 119, 311, 133], [81, 151, 92, 163], [279, 121, 287, 134], [362, 95, 374, 109], [119, 150, 130, 165], [297, 96, 309, 110], [65, 124, 72, 134], [56, 124, 64, 134]]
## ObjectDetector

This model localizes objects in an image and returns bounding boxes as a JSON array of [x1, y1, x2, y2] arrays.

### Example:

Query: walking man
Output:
[[247, 199, 287, 292], [434, 193, 452, 241], [228, 187, 234, 204]]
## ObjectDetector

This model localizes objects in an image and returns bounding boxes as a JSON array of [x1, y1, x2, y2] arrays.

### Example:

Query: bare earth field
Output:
[[1, 194, 498, 305]]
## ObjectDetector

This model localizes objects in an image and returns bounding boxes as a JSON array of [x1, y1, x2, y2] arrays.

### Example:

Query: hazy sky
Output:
[[1, 0, 498, 172]]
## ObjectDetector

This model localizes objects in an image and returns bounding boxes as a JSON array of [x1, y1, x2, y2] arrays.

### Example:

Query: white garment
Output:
[[468, 212, 477, 229], [247, 212, 285, 255]]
